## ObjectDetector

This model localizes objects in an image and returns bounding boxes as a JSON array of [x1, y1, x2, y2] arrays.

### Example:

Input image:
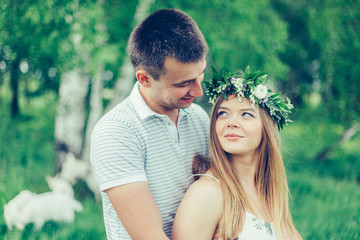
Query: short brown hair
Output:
[[128, 8, 208, 80]]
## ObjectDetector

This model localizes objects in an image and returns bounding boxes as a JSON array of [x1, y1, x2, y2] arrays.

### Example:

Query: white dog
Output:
[[46, 175, 74, 197], [60, 152, 101, 201], [4, 189, 83, 230], [4, 190, 35, 230], [60, 153, 89, 184]]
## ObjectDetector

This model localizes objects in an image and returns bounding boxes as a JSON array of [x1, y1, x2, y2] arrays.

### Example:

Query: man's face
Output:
[[146, 57, 207, 114]]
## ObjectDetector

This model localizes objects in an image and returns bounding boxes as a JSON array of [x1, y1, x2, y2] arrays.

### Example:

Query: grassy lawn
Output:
[[289, 171, 360, 239]]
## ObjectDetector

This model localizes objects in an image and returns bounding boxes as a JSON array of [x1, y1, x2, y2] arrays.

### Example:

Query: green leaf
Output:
[[211, 65, 221, 83], [245, 65, 251, 76]]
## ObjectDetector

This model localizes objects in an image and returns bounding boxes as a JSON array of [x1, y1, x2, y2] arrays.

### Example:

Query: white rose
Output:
[[254, 85, 268, 99]]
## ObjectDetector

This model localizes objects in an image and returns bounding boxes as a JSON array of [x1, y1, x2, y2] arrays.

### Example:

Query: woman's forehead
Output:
[[220, 96, 252, 108]]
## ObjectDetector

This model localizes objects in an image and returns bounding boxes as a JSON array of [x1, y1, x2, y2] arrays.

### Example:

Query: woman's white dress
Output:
[[236, 211, 277, 240]]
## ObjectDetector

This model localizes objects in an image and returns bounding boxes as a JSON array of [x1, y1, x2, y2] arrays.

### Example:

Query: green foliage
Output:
[[2, 0, 359, 125], [0, 96, 105, 239], [154, 0, 289, 78], [0, 0, 138, 115], [0, 0, 73, 116], [270, 0, 360, 125], [281, 103, 360, 182], [306, 0, 360, 125]]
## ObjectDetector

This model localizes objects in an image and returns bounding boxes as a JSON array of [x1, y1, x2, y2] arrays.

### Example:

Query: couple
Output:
[[90, 9, 302, 240]]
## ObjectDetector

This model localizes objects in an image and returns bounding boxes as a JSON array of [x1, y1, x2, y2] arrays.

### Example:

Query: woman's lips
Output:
[[225, 133, 243, 141]]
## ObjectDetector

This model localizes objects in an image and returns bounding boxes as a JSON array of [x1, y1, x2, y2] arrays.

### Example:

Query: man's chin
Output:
[[178, 100, 194, 109]]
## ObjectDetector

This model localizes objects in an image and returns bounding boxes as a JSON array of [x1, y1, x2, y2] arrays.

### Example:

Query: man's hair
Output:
[[128, 8, 208, 80]]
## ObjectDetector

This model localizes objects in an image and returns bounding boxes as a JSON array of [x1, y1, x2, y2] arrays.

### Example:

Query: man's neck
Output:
[[139, 85, 179, 125]]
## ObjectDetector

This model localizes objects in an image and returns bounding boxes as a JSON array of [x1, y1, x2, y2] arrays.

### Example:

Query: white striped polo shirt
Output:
[[90, 83, 210, 239]]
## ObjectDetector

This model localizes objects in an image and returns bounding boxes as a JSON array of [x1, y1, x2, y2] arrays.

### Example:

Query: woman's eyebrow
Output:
[[241, 108, 256, 112], [241, 108, 258, 115], [218, 107, 258, 114]]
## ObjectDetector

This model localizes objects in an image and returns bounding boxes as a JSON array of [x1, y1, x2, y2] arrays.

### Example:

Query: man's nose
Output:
[[189, 78, 203, 97]]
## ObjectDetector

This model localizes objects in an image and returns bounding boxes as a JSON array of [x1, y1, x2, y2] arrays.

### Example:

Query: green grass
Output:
[[0, 96, 359, 239], [289, 172, 360, 239], [281, 105, 360, 239]]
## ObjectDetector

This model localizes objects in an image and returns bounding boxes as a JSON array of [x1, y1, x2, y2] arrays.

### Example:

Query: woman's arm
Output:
[[172, 177, 222, 240]]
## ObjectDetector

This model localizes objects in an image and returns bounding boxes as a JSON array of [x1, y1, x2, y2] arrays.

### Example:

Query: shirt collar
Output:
[[130, 82, 156, 120], [130, 82, 190, 121]]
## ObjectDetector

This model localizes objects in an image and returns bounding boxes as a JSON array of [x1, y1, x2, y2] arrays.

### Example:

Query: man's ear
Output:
[[136, 69, 151, 88]]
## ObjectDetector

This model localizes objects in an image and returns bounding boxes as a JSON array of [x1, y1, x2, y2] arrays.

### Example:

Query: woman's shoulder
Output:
[[173, 171, 223, 239], [187, 171, 222, 204]]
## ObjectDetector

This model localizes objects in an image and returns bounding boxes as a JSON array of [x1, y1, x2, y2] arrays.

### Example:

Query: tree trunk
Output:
[[53, 0, 155, 200], [10, 57, 20, 118], [316, 123, 359, 161], [82, 64, 104, 163], [105, 58, 134, 112], [0, 70, 4, 106], [105, 0, 155, 112], [54, 68, 89, 172]]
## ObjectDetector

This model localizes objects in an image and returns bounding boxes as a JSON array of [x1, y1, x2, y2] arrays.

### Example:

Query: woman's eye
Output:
[[242, 112, 254, 117], [217, 111, 228, 117]]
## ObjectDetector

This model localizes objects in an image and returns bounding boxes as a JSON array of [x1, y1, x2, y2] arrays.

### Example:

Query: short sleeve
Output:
[[90, 119, 147, 191]]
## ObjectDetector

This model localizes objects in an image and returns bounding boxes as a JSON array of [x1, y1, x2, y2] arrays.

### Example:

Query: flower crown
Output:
[[204, 66, 294, 130]]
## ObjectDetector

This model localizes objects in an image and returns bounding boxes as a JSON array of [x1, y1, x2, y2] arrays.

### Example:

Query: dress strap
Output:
[[186, 173, 220, 188], [192, 174, 220, 183]]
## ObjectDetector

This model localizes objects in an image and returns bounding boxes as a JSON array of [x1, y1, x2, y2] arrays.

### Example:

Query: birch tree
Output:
[[54, 0, 155, 199]]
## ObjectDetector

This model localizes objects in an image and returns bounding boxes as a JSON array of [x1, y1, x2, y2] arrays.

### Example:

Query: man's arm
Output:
[[106, 181, 169, 240]]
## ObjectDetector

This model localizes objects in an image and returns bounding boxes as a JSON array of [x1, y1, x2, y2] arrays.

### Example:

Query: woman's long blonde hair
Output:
[[196, 95, 301, 240]]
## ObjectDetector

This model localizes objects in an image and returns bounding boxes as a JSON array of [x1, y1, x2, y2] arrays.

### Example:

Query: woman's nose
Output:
[[227, 116, 240, 128]]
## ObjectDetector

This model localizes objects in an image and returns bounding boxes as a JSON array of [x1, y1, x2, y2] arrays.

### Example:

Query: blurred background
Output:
[[0, 0, 359, 239]]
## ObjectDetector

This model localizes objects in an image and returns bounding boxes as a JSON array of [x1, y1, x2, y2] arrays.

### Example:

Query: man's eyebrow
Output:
[[174, 67, 207, 85], [182, 66, 207, 82], [201, 66, 207, 74]]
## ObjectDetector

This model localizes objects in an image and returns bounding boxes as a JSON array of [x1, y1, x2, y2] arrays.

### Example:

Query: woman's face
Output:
[[215, 95, 263, 159]]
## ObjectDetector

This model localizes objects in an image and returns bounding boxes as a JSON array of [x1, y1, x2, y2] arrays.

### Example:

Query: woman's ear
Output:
[[136, 69, 151, 88]]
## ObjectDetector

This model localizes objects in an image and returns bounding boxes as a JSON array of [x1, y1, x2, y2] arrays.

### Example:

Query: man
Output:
[[90, 8, 210, 239]]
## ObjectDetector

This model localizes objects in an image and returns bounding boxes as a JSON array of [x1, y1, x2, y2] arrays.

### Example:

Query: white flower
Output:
[[254, 85, 268, 99]]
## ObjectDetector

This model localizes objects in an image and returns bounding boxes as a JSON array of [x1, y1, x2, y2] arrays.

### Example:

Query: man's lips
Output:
[[181, 97, 195, 103]]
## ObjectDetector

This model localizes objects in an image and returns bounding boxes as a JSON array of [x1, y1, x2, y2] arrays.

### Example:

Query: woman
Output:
[[172, 66, 302, 240]]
